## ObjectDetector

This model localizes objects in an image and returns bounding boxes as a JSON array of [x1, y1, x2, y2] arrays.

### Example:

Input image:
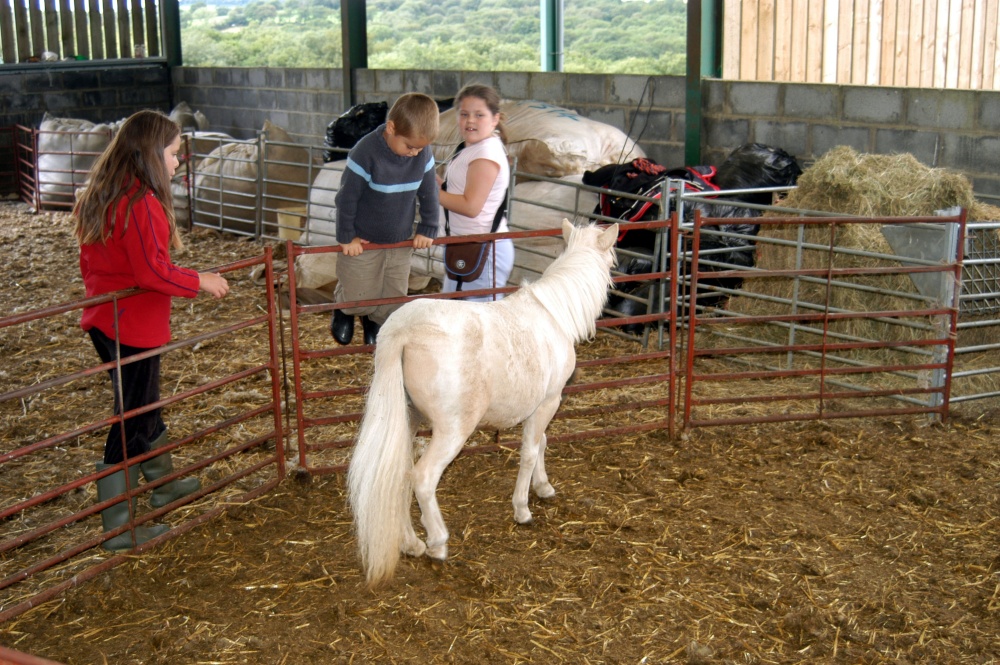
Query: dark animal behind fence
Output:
[[323, 98, 456, 163], [591, 144, 803, 331]]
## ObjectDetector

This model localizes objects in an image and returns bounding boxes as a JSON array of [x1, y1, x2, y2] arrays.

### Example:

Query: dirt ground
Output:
[[1, 202, 999, 664]]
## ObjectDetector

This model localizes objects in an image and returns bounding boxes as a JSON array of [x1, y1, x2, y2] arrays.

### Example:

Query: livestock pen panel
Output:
[[951, 219, 1000, 403], [682, 212, 966, 429], [0, 220, 285, 627], [283, 220, 679, 475]]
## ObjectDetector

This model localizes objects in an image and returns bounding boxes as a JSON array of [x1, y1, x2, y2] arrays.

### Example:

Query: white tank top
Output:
[[444, 135, 510, 236]]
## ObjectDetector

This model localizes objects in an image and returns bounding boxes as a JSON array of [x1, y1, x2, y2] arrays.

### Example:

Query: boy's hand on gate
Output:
[[413, 234, 434, 250], [342, 237, 368, 257]]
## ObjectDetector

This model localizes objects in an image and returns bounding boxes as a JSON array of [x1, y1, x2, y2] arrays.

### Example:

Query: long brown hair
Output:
[[74, 109, 182, 248], [455, 84, 508, 145]]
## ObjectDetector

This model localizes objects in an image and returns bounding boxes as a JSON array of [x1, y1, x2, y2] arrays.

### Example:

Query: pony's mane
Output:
[[521, 225, 615, 342]]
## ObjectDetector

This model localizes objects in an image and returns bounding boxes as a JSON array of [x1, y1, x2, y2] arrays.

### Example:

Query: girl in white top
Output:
[[438, 84, 513, 301]]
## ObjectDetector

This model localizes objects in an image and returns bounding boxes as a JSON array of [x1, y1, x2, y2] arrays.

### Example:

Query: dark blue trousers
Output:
[[88, 328, 166, 464]]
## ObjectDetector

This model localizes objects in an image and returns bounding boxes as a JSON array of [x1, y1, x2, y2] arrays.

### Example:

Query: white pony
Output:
[[347, 220, 619, 587]]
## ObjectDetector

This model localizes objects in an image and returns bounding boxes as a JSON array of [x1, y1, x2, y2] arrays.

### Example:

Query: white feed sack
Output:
[[293, 252, 340, 291], [36, 114, 124, 208], [409, 205, 446, 285], [433, 100, 645, 178], [507, 174, 600, 281], [303, 162, 343, 246], [290, 162, 342, 292]]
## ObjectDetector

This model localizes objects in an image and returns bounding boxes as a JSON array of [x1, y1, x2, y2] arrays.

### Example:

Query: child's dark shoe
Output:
[[361, 316, 380, 345], [330, 309, 354, 345]]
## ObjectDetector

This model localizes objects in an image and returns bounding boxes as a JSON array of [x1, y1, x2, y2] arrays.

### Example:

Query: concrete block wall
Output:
[[0, 63, 172, 129], [170, 67, 344, 145], [705, 80, 1000, 197], [3, 64, 998, 199], [170, 68, 689, 167]]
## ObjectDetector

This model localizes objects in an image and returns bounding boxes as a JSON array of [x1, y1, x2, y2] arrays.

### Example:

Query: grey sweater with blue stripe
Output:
[[334, 124, 440, 245]]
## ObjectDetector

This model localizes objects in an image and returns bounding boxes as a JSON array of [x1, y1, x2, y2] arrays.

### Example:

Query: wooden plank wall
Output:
[[723, 0, 1000, 90], [0, 0, 157, 63]]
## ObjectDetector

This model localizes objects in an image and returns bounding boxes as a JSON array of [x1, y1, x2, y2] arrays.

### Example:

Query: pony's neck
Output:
[[524, 246, 609, 342]]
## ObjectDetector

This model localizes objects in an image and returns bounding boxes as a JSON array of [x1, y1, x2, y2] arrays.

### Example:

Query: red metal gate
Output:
[[283, 221, 682, 475], [0, 250, 285, 625], [683, 212, 965, 429]]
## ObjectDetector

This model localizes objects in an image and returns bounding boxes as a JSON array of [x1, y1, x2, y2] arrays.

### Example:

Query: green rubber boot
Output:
[[96, 463, 169, 552], [139, 433, 201, 508]]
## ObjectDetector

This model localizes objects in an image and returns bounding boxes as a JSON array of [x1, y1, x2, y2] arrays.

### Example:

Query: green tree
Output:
[[180, 0, 685, 74], [244, 1, 280, 23], [225, 7, 249, 27]]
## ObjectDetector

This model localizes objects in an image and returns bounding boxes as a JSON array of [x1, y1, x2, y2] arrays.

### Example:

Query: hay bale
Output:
[[731, 147, 989, 347], [780, 146, 975, 217], [969, 201, 1000, 223], [751, 146, 988, 284]]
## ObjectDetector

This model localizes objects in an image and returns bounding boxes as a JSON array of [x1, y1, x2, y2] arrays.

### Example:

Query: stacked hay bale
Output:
[[725, 146, 1000, 393], [780, 146, 978, 217], [739, 147, 959, 322]]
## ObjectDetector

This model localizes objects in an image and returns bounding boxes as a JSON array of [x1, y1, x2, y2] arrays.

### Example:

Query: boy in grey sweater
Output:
[[331, 93, 440, 345]]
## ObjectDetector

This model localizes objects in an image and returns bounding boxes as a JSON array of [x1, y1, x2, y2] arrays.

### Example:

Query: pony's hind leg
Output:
[[400, 478, 426, 558], [513, 396, 561, 524], [401, 518, 426, 557], [401, 407, 427, 558], [410, 430, 469, 561], [531, 432, 556, 499]]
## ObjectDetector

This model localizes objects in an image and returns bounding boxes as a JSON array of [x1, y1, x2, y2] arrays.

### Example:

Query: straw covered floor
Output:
[[0, 202, 998, 664]]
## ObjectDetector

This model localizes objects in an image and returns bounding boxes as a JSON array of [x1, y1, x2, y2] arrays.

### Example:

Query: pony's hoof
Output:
[[426, 543, 448, 560], [402, 539, 426, 558], [514, 508, 533, 525], [535, 483, 556, 499]]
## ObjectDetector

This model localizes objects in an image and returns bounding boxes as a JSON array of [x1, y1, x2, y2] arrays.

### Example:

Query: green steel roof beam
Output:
[[342, 0, 369, 107], [540, 0, 563, 72], [686, 0, 721, 166]]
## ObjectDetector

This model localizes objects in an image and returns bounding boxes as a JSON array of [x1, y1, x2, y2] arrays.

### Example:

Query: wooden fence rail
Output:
[[0, 0, 158, 63], [724, 0, 999, 90]]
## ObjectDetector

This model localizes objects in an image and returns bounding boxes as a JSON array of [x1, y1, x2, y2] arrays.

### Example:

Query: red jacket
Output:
[[80, 186, 200, 348]]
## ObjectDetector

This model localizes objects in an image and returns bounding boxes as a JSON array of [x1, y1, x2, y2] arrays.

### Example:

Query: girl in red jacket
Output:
[[75, 110, 229, 551]]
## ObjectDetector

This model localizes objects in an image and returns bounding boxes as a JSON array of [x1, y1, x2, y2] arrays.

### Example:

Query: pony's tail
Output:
[[347, 334, 412, 587]]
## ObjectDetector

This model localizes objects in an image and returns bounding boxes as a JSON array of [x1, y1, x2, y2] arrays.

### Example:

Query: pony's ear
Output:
[[597, 223, 619, 251], [561, 219, 574, 243]]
